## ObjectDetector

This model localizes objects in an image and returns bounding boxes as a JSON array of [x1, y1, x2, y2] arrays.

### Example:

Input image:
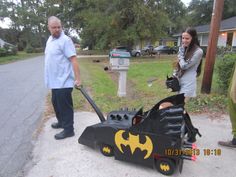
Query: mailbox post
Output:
[[109, 50, 130, 97]]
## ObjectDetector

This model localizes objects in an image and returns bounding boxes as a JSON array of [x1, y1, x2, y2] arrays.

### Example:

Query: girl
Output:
[[174, 27, 203, 101], [173, 27, 203, 142]]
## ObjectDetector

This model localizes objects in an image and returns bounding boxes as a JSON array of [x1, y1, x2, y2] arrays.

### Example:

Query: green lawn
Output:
[[73, 55, 227, 114], [0, 51, 43, 64]]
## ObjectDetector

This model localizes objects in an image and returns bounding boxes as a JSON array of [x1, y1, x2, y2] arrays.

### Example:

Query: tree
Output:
[[187, 0, 213, 26], [2, 0, 234, 51], [70, 0, 170, 49], [222, 0, 236, 19], [157, 0, 187, 33], [186, 0, 236, 26], [0, 0, 48, 49]]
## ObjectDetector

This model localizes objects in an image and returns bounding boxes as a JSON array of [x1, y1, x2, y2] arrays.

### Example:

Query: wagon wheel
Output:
[[100, 143, 114, 157], [155, 158, 176, 176]]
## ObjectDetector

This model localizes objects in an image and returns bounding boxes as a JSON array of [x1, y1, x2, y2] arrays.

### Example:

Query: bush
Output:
[[34, 48, 44, 53], [217, 46, 232, 56], [25, 45, 34, 53], [4, 44, 17, 55], [0, 45, 18, 57], [25, 46, 43, 53], [9, 46, 17, 55], [216, 53, 236, 93], [0, 47, 7, 57], [201, 46, 235, 58]]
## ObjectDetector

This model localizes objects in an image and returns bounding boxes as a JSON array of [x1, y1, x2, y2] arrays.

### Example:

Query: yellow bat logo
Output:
[[160, 164, 170, 171], [114, 130, 153, 159], [102, 146, 111, 154]]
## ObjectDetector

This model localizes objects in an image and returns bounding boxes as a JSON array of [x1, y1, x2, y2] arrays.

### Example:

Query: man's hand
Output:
[[74, 79, 81, 88]]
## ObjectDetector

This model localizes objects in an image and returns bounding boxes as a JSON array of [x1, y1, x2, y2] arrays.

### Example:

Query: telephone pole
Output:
[[201, 0, 224, 94]]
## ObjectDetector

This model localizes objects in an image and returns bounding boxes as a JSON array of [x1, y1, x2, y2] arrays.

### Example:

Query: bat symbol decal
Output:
[[160, 164, 170, 171], [115, 130, 153, 159], [102, 147, 111, 154]]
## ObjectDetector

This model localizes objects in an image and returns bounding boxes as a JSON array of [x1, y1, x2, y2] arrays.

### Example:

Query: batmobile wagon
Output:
[[77, 86, 198, 176]]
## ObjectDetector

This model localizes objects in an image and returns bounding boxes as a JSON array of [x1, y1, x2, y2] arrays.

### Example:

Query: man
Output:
[[45, 16, 81, 140], [218, 63, 236, 148]]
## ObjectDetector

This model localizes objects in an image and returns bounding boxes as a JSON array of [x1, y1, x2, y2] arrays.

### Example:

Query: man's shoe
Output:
[[51, 122, 62, 129], [54, 130, 75, 140], [218, 138, 236, 148]]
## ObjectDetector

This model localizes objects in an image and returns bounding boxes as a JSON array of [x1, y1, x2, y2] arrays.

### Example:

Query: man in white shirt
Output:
[[45, 16, 81, 140]]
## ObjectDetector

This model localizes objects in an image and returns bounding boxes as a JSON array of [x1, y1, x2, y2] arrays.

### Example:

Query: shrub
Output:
[[216, 53, 236, 93], [25, 45, 34, 53], [34, 48, 44, 53], [4, 44, 17, 55], [10, 46, 17, 55], [0, 47, 7, 57], [25, 46, 43, 53], [217, 46, 229, 56]]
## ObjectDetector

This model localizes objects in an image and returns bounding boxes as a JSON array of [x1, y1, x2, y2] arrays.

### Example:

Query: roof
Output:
[[174, 16, 236, 36], [0, 38, 14, 47], [196, 16, 236, 33]]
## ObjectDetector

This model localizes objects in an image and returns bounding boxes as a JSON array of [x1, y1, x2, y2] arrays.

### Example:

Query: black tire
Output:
[[135, 52, 141, 57], [155, 158, 176, 176], [100, 143, 114, 157]]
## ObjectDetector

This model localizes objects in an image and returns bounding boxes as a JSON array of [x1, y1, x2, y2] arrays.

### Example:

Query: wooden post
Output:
[[201, 0, 224, 94]]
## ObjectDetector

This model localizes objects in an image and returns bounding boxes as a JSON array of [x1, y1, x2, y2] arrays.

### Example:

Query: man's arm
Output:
[[70, 55, 81, 87]]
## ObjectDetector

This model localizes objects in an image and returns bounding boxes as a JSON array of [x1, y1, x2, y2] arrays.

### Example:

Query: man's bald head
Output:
[[48, 16, 61, 25], [48, 16, 62, 38]]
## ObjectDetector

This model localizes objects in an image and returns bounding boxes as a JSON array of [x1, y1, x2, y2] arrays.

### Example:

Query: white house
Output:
[[0, 38, 6, 47], [0, 38, 14, 48], [174, 16, 236, 51]]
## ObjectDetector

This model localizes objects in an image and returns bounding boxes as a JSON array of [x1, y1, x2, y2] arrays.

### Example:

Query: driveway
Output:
[[25, 112, 236, 177], [0, 56, 47, 177]]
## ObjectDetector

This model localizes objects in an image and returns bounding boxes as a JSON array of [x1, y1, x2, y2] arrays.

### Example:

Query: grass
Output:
[[72, 55, 227, 115], [0, 51, 43, 64]]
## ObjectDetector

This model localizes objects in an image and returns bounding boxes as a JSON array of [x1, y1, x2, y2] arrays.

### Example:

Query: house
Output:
[[0, 38, 6, 47], [0, 38, 14, 48], [174, 16, 236, 51], [157, 37, 178, 47], [0, 38, 17, 55]]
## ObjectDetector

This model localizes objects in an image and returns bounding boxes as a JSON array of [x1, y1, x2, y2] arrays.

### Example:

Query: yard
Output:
[[71, 55, 227, 115]]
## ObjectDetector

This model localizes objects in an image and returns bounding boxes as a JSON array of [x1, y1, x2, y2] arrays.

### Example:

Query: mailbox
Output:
[[109, 50, 131, 70], [109, 50, 131, 97]]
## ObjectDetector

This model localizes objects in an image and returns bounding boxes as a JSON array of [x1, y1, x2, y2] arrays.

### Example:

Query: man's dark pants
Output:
[[51, 88, 74, 133]]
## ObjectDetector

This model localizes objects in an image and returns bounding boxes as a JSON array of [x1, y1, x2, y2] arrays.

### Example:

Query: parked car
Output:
[[113, 46, 141, 57], [141, 45, 155, 55], [153, 45, 177, 55]]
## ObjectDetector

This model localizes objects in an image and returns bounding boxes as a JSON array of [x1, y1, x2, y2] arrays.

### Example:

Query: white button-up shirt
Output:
[[44, 32, 76, 89]]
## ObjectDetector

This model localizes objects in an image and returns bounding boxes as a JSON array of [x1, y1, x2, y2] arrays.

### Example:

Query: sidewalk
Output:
[[25, 112, 236, 177]]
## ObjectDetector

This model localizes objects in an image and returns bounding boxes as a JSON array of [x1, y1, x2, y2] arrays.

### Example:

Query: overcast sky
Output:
[[181, 0, 191, 6], [0, 18, 11, 28]]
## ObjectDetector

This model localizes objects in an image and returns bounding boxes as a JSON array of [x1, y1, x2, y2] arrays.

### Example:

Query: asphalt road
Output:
[[0, 56, 47, 177]]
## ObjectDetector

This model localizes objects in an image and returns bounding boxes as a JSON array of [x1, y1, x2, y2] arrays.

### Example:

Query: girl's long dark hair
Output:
[[183, 27, 202, 77]]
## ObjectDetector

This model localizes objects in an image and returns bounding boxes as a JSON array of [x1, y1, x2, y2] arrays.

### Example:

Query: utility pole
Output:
[[201, 0, 224, 94]]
